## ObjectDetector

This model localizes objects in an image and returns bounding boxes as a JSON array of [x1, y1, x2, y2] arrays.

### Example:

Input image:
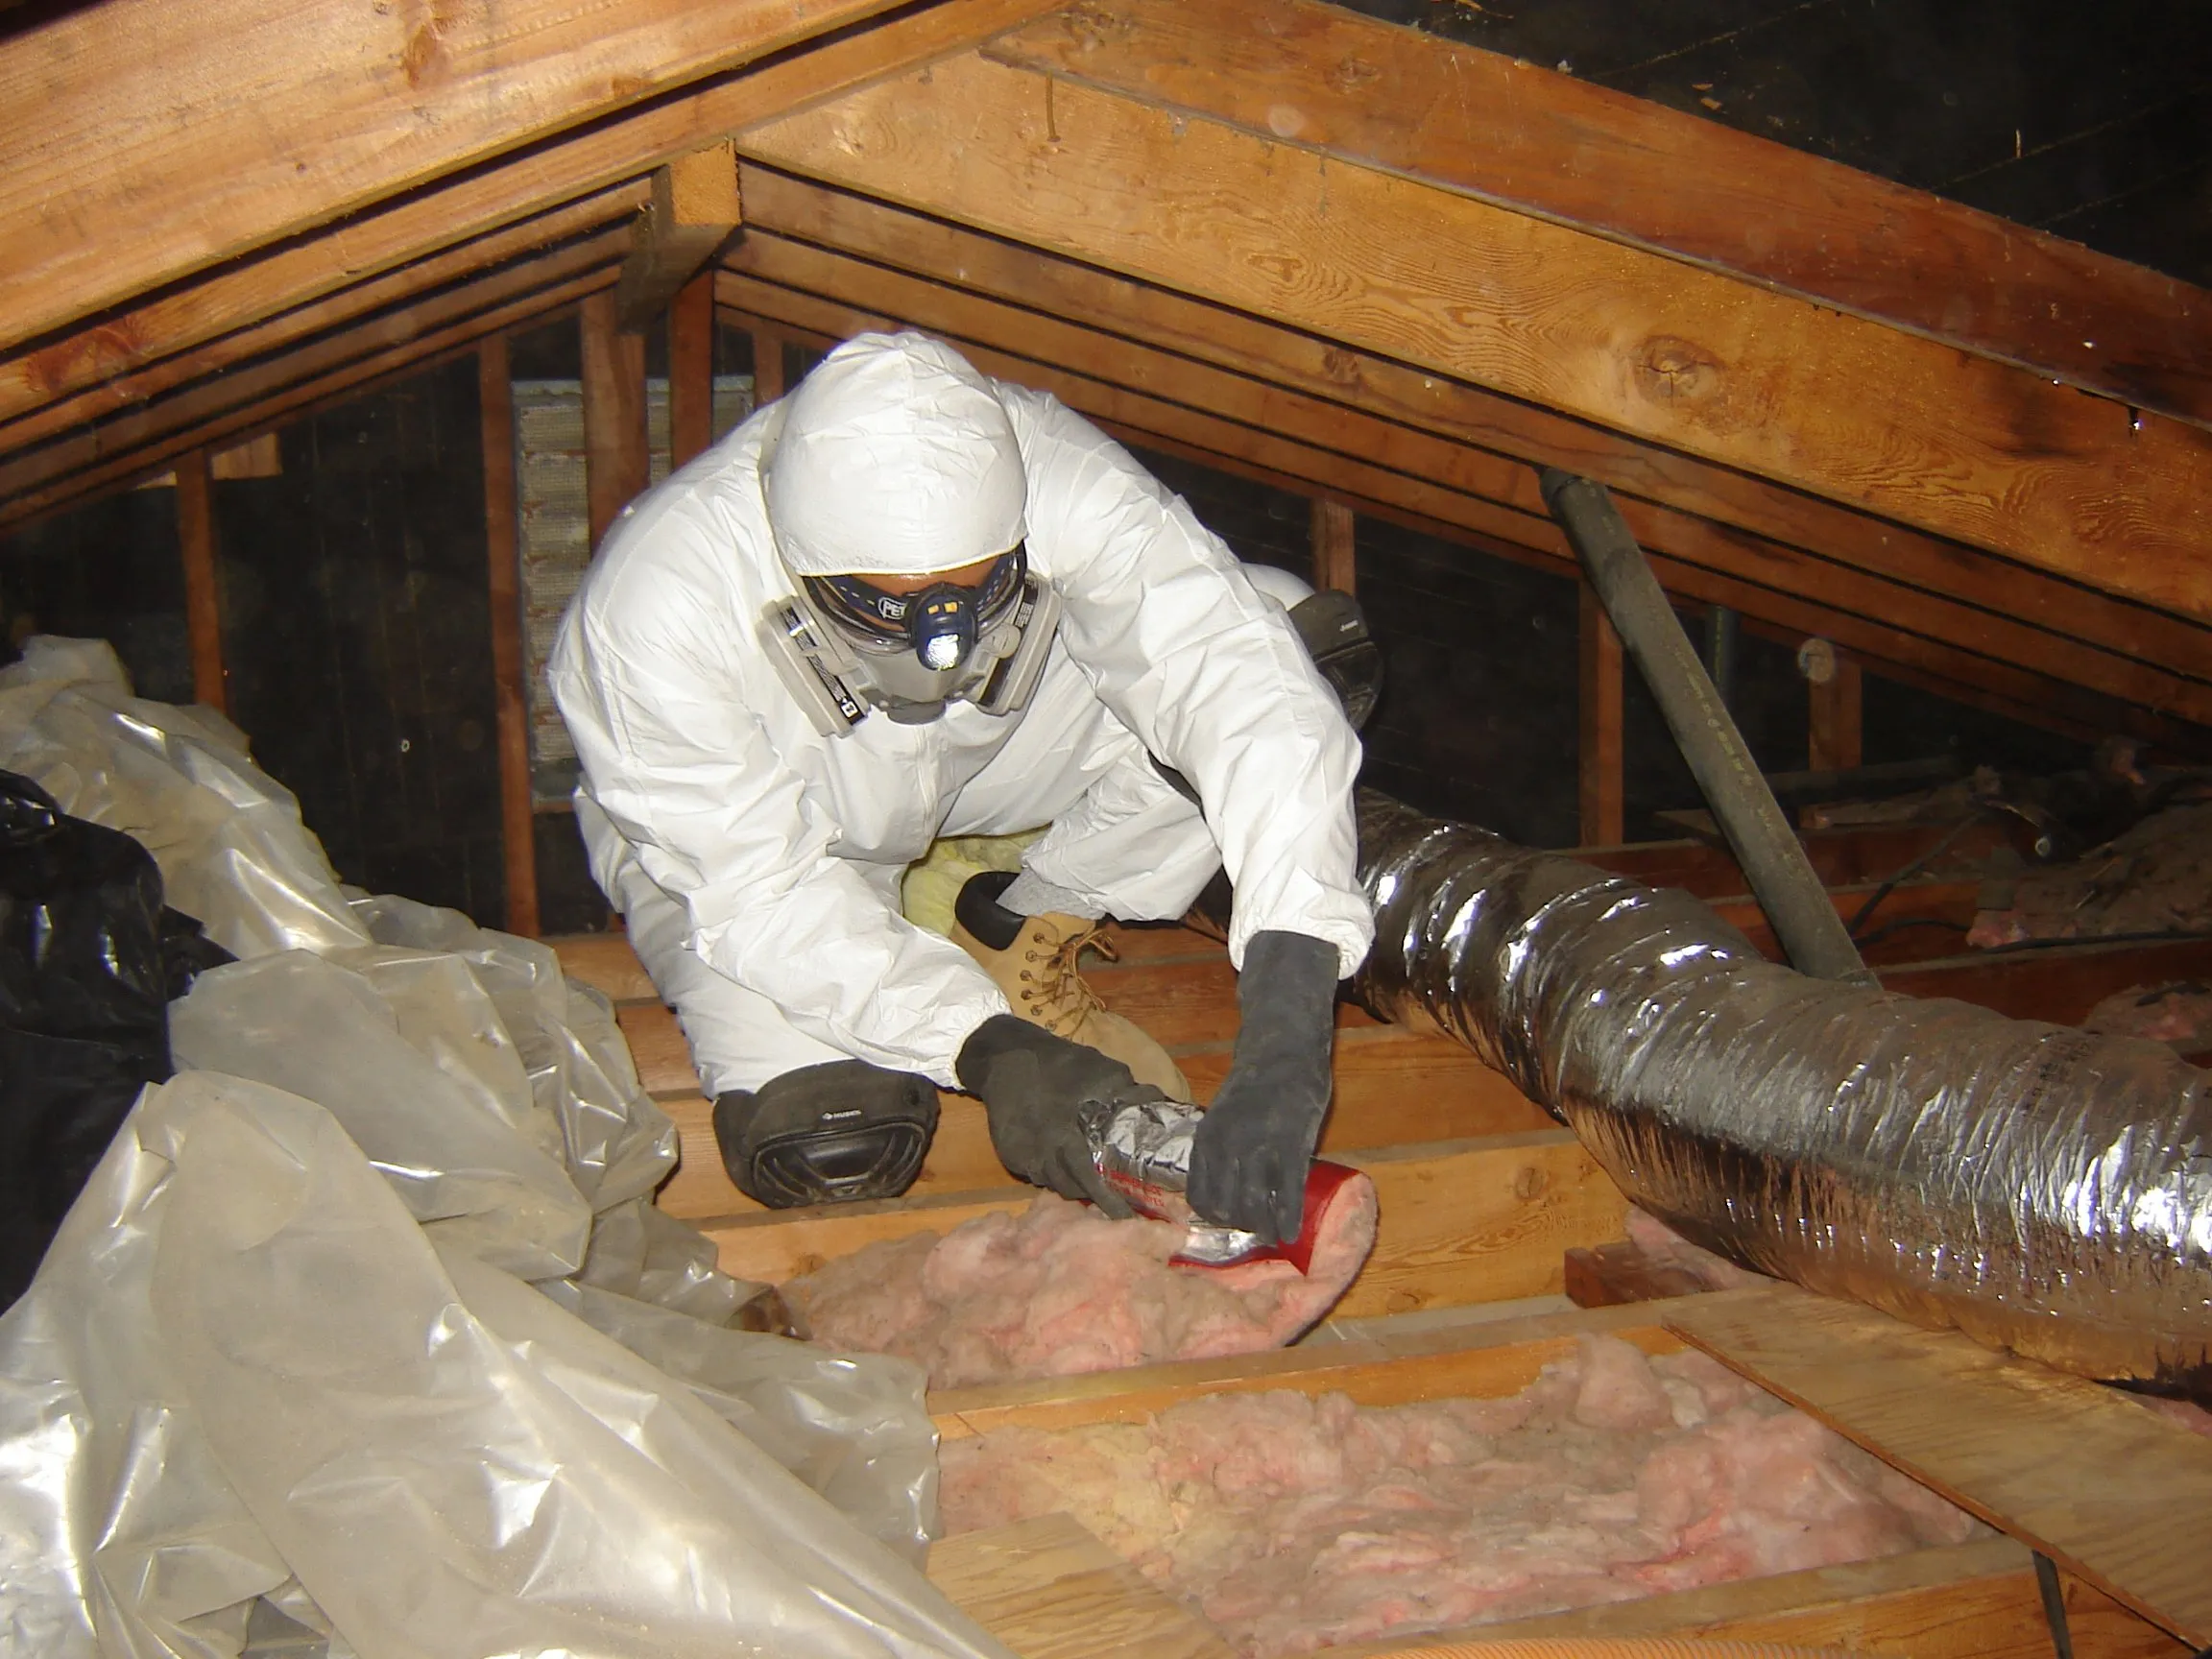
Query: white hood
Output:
[[764, 331, 1028, 579]]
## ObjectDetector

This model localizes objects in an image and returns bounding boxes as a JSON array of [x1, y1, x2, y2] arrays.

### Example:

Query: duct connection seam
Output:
[[1350, 791, 2212, 1396]]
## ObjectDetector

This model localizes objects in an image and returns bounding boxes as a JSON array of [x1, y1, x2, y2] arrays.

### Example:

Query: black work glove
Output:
[[1187, 930, 1340, 1244], [955, 1015, 1148, 1217]]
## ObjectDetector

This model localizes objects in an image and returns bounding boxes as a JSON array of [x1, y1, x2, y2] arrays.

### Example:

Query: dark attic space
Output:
[[1, 0, 2210, 1656]]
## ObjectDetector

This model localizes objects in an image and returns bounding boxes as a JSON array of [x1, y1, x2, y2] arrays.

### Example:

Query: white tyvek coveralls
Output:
[[550, 346, 1372, 1097]]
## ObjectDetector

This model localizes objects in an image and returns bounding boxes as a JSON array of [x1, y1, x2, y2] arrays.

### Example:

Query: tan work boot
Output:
[[950, 872, 1191, 1101]]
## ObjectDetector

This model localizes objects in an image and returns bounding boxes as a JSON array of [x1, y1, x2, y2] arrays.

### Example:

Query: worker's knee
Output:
[[711, 1058, 938, 1209]]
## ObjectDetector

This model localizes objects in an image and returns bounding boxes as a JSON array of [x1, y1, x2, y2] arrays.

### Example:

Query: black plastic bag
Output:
[[0, 770, 214, 1310]]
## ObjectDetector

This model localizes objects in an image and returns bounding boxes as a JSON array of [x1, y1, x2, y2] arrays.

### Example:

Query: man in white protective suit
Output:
[[551, 332, 1379, 1244]]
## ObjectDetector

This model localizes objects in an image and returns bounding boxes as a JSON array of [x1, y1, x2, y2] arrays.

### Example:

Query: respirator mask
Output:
[[759, 542, 1062, 734]]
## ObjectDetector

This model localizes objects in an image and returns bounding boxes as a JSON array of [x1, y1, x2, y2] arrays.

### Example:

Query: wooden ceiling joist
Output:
[[989, 0, 2212, 431], [0, 0, 1062, 432], [715, 269, 2212, 757], [733, 171, 2212, 716], [0, 230, 630, 530], [613, 146, 744, 331], [0, 0, 915, 353], [737, 50, 2212, 622]]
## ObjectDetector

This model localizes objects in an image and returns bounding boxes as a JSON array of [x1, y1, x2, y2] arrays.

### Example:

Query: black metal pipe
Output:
[[1540, 469, 1873, 985], [2033, 1553, 2077, 1659]]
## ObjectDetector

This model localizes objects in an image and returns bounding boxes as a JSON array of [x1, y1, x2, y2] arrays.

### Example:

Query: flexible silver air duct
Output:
[[1350, 790, 2212, 1394]]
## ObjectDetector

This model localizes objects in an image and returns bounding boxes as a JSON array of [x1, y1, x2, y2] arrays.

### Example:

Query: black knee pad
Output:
[[711, 1059, 939, 1209]]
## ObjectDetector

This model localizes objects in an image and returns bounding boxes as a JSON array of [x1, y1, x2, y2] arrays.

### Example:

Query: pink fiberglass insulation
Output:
[[1623, 1208, 1770, 1293], [2083, 981, 2212, 1055], [938, 1334, 1984, 1657], [785, 1185, 1379, 1388]]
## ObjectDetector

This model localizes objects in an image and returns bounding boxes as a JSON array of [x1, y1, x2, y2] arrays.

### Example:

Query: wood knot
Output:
[[397, 0, 467, 90], [1320, 347, 1362, 386], [1512, 1164, 1550, 1201], [1060, 0, 1136, 51], [1634, 336, 1722, 405], [1328, 56, 1382, 93]]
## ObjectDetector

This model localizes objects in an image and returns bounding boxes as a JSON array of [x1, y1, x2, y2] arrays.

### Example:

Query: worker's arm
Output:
[[549, 517, 1005, 1090], [1003, 389, 1374, 980], [1003, 391, 1370, 1239]]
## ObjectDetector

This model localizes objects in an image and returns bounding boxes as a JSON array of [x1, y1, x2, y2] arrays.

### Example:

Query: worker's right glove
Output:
[[955, 1014, 1146, 1218]]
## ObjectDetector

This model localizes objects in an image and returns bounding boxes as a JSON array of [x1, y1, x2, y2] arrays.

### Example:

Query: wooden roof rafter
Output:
[[714, 173, 2212, 732], [735, 38, 2212, 622], [0, 182, 652, 468], [731, 170, 2212, 706], [990, 0, 2212, 430], [0, 0, 1066, 444], [711, 265, 2212, 758], [0, 228, 635, 530], [0, 0, 923, 351]]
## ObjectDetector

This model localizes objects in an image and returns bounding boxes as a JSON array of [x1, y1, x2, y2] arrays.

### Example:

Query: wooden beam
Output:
[[0, 184, 646, 464], [711, 253, 2212, 753], [669, 271, 718, 467], [698, 1128, 1624, 1315], [210, 434, 280, 481], [1667, 1286, 2212, 1649], [0, 228, 632, 523], [1310, 496, 1356, 593], [730, 171, 2212, 725], [613, 145, 743, 332], [1579, 582, 1624, 846], [1080, 404, 2205, 757], [1881, 937, 2212, 1027], [173, 448, 226, 713], [1808, 645, 1865, 773], [928, 1515, 1235, 1659], [1445, 1537, 2183, 1659], [479, 338, 539, 939], [0, 0, 1060, 436], [988, 0, 2212, 433], [739, 56, 2212, 623], [580, 291, 649, 549], [752, 325, 788, 404], [1, 268, 620, 534], [0, 0, 911, 352]]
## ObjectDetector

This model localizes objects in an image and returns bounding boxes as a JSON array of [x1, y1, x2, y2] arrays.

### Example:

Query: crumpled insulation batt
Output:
[[1351, 791, 2212, 1394], [941, 1334, 1984, 1657]]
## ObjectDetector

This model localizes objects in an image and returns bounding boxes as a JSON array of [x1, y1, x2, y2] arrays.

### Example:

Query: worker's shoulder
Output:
[[583, 451, 770, 613]]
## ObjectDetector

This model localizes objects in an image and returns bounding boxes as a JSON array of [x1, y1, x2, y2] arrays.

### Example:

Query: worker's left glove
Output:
[[1188, 930, 1340, 1245], [956, 1015, 1143, 1218]]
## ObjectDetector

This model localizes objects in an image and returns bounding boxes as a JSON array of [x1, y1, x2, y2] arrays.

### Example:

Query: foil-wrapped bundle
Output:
[[1082, 1095, 1271, 1266], [1350, 788, 2212, 1395]]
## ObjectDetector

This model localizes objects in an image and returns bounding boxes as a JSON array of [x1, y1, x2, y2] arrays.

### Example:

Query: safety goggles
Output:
[[803, 546, 1029, 667]]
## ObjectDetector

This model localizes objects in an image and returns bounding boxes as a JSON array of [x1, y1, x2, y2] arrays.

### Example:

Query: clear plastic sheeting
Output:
[[1351, 791, 2212, 1394], [0, 637, 368, 958], [349, 891, 678, 1211], [0, 652, 977, 1656], [0, 1072, 1011, 1659], [169, 950, 595, 1282]]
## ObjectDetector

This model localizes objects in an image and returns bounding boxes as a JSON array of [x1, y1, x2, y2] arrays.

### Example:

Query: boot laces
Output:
[[1021, 923, 1118, 1032]]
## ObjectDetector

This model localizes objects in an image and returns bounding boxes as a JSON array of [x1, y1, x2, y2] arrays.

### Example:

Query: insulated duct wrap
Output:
[[1350, 791, 2212, 1393]]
